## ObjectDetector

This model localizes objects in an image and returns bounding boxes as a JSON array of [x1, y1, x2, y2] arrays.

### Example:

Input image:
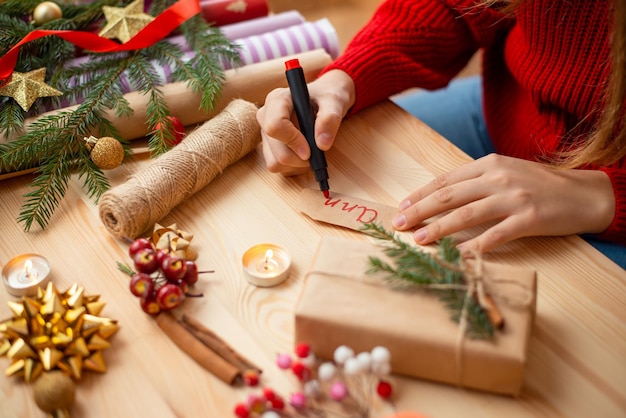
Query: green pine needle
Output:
[[361, 222, 495, 339]]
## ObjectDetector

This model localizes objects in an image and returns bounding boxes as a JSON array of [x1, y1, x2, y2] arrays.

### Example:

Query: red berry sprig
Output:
[[119, 237, 213, 315]]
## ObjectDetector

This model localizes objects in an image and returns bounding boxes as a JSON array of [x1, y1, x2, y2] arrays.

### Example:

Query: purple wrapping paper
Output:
[[222, 18, 339, 69]]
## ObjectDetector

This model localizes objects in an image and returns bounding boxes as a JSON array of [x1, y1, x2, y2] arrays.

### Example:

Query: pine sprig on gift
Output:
[[362, 222, 494, 339], [0, 0, 239, 230]]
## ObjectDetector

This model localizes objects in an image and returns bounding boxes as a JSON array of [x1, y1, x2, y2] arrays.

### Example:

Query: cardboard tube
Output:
[[7, 48, 331, 143]]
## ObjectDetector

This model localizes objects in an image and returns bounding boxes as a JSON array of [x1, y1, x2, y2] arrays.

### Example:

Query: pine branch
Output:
[[361, 222, 494, 339]]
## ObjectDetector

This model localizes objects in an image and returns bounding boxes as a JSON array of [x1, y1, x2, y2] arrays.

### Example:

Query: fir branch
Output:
[[361, 222, 495, 339]]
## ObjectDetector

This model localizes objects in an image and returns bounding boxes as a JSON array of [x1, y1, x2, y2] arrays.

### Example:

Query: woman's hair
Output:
[[482, 0, 626, 168], [560, 0, 626, 168]]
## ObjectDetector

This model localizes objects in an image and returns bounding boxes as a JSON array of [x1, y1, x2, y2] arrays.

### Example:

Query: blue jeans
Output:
[[391, 77, 626, 269]]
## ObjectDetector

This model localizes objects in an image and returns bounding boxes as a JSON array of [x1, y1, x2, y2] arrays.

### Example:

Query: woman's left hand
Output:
[[391, 154, 615, 252]]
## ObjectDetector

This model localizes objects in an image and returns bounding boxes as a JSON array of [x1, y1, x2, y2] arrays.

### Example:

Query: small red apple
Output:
[[176, 279, 189, 294], [161, 255, 187, 281], [156, 283, 185, 310], [182, 260, 199, 285], [133, 248, 159, 274], [129, 237, 153, 258], [140, 293, 161, 315], [155, 248, 169, 266], [129, 272, 154, 297]]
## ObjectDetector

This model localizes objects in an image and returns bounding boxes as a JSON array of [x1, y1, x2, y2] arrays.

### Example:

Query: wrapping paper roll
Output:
[[222, 18, 340, 69], [98, 99, 261, 239], [8, 48, 332, 144], [52, 17, 337, 110]]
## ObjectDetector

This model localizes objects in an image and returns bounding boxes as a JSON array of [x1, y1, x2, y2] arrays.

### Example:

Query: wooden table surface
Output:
[[1, 100, 625, 418]]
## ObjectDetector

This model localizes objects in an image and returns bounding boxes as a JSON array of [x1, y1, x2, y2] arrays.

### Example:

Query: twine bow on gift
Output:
[[448, 251, 534, 386]]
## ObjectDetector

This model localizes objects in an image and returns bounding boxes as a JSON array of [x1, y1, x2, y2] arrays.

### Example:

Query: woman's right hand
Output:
[[256, 69, 356, 176]]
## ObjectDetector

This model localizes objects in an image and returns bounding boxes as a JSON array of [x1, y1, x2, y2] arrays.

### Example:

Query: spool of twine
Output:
[[99, 99, 261, 239]]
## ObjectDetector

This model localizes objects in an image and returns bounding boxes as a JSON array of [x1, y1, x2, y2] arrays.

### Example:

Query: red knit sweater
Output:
[[322, 0, 626, 245]]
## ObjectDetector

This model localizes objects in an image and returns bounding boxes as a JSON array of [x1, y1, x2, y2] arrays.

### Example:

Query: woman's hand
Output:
[[391, 154, 615, 252], [256, 69, 355, 176]]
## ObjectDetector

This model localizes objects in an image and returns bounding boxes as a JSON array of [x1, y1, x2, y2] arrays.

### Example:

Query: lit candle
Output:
[[2, 254, 52, 297], [242, 244, 292, 287]]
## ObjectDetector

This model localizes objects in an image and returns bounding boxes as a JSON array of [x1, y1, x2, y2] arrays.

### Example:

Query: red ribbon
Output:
[[0, 0, 202, 81]]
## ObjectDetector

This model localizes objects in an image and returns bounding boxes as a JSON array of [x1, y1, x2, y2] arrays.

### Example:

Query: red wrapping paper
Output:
[[200, 0, 269, 26]]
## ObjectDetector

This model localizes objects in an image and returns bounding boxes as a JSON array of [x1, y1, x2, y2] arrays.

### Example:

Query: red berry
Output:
[[156, 283, 185, 310], [291, 361, 310, 381], [129, 272, 154, 297], [262, 387, 276, 401], [243, 369, 260, 386], [376, 380, 393, 399], [233, 403, 249, 418], [182, 260, 199, 285], [140, 293, 161, 315], [294, 342, 310, 358], [133, 248, 159, 274], [156, 116, 185, 146], [269, 396, 285, 410], [129, 238, 153, 258], [161, 255, 187, 281]]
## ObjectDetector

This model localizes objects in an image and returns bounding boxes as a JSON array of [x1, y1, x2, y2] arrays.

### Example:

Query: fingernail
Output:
[[399, 199, 411, 211], [392, 214, 406, 229], [296, 145, 310, 160], [414, 228, 427, 243], [317, 132, 332, 148]]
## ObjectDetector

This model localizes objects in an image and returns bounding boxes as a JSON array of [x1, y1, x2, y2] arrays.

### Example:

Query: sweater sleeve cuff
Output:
[[596, 167, 626, 245]]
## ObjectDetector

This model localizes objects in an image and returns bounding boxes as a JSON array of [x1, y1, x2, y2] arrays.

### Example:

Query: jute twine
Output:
[[98, 99, 261, 239]]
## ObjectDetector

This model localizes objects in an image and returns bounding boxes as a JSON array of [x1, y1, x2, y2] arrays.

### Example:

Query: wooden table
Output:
[[1, 101, 624, 417]]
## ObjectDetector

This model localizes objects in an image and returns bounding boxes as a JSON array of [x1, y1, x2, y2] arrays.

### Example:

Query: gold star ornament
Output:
[[0, 68, 62, 112], [0, 282, 119, 382], [99, 0, 155, 43]]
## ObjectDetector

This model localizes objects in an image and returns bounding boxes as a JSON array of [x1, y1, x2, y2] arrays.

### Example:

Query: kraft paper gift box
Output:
[[294, 236, 537, 396]]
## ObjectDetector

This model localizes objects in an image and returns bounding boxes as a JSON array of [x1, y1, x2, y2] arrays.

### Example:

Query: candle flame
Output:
[[263, 249, 274, 271], [24, 260, 33, 278]]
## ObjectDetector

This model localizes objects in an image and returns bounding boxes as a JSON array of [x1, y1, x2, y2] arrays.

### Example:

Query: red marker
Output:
[[285, 58, 330, 198]]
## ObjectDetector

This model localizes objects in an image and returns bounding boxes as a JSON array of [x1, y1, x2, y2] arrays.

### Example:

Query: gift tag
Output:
[[297, 189, 398, 232]]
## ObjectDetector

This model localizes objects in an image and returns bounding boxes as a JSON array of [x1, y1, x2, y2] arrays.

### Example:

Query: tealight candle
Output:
[[242, 243, 292, 287], [2, 253, 52, 297]]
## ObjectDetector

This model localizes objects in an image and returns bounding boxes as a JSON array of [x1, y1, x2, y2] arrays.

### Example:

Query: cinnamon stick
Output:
[[180, 314, 261, 373], [483, 294, 505, 330], [156, 312, 240, 384]]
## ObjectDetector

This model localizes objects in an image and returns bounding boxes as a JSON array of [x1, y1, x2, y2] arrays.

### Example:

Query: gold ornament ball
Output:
[[33, 1, 63, 25], [90, 136, 125, 170], [33, 371, 75, 414]]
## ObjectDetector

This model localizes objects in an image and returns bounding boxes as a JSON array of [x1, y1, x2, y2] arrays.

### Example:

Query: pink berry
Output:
[[289, 392, 306, 409], [294, 342, 310, 358], [376, 380, 393, 399], [329, 381, 348, 401], [276, 353, 292, 369]]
